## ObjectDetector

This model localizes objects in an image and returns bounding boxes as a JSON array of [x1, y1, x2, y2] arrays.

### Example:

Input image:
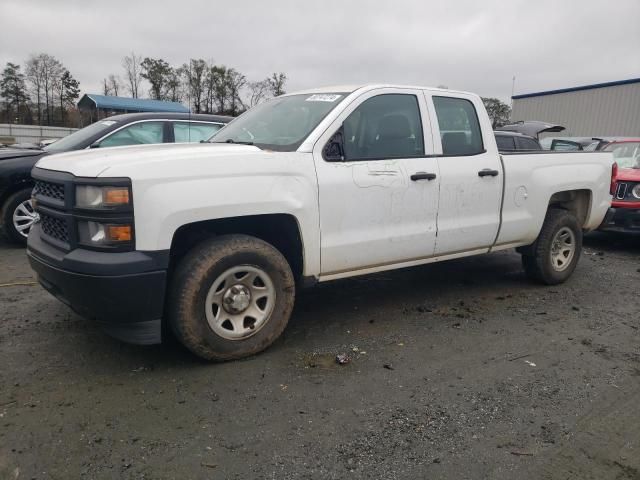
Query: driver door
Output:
[[312, 88, 440, 277]]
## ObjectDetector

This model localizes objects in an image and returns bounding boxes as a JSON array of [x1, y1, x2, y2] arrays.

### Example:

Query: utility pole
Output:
[[510, 75, 516, 109]]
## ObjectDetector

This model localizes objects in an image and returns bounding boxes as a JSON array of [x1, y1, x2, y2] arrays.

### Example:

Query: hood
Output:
[[35, 142, 266, 177], [497, 121, 565, 139], [0, 147, 45, 161], [617, 167, 640, 182]]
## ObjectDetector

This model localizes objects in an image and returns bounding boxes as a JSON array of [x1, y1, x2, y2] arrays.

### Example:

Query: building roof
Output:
[[512, 78, 640, 100], [78, 94, 190, 113]]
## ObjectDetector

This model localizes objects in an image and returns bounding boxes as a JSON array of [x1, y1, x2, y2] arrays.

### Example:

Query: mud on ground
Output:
[[0, 233, 639, 479]]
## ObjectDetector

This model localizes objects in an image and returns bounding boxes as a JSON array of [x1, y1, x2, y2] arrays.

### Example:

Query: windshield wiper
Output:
[[223, 139, 254, 146]]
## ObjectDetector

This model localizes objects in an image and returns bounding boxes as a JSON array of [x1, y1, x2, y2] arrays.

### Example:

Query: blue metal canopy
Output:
[[78, 94, 189, 113]]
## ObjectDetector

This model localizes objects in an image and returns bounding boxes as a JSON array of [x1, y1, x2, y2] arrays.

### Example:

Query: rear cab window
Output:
[[432, 96, 484, 156]]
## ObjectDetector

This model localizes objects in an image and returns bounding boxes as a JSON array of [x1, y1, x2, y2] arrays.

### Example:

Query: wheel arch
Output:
[[0, 179, 35, 207], [547, 189, 592, 228], [168, 213, 307, 286]]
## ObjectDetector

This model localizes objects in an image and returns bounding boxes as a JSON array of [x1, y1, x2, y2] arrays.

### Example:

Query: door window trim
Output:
[[317, 88, 436, 163], [169, 120, 226, 143], [88, 119, 226, 148], [425, 93, 488, 157]]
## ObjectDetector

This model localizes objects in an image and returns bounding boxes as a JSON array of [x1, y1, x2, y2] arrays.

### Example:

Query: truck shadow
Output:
[[55, 250, 532, 367], [287, 249, 535, 338], [583, 231, 640, 254]]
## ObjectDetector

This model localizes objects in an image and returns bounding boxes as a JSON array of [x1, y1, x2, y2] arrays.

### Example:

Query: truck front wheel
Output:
[[521, 208, 582, 285], [167, 234, 295, 361]]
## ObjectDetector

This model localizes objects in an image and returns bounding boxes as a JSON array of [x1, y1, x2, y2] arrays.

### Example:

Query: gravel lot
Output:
[[0, 233, 639, 479]]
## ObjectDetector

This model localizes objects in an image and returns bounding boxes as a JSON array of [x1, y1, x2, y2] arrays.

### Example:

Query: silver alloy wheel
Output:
[[12, 199, 38, 238], [205, 265, 276, 340], [550, 226, 576, 272]]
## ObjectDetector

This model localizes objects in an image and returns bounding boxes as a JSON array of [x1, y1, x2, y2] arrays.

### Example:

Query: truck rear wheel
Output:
[[167, 234, 295, 361], [521, 208, 582, 285]]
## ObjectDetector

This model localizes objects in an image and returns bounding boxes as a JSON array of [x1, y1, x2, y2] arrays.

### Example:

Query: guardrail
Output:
[[0, 124, 78, 145]]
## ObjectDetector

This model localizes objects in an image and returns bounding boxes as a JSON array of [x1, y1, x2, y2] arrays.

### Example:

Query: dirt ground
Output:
[[0, 233, 639, 480]]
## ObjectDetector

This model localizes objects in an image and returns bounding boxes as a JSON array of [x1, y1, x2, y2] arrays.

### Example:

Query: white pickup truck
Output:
[[28, 85, 615, 360]]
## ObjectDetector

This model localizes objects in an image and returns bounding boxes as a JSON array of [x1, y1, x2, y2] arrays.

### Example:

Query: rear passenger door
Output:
[[427, 94, 503, 255]]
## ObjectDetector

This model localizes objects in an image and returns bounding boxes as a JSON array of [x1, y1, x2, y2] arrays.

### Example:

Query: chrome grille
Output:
[[34, 180, 65, 202], [40, 214, 69, 243]]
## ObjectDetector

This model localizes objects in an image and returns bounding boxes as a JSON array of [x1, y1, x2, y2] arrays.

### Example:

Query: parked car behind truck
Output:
[[27, 85, 614, 361], [598, 139, 640, 233], [0, 112, 230, 244]]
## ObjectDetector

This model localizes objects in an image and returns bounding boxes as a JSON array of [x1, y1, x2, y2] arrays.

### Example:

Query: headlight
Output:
[[78, 221, 133, 246], [76, 185, 130, 208], [632, 184, 640, 200]]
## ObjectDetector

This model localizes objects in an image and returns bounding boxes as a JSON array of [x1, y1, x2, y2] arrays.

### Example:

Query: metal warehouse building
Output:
[[511, 78, 640, 137]]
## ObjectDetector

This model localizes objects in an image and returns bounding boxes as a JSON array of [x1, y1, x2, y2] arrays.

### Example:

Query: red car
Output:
[[599, 139, 640, 233]]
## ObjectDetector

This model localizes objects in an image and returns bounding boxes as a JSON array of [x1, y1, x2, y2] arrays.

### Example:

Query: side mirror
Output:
[[322, 127, 345, 162], [89, 142, 100, 149]]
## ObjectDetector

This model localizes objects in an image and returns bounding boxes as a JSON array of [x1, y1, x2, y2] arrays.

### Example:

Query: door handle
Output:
[[410, 172, 437, 181], [478, 169, 500, 177]]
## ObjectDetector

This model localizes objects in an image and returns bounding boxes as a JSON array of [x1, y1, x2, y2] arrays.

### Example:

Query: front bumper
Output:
[[599, 206, 640, 233], [27, 224, 169, 345]]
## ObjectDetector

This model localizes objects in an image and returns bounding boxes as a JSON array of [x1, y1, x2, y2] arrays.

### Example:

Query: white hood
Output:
[[35, 143, 263, 178]]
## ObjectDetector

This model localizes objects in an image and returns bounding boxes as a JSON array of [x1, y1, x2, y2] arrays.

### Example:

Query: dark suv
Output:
[[0, 112, 230, 244]]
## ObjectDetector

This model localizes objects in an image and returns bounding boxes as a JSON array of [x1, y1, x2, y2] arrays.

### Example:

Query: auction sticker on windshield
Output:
[[306, 94, 342, 102]]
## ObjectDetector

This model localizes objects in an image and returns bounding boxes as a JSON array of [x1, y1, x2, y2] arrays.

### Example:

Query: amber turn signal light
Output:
[[104, 188, 130, 205], [107, 225, 132, 242]]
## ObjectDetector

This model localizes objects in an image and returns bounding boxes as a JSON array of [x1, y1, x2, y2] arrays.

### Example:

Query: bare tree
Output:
[[164, 67, 183, 103], [208, 65, 228, 114], [122, 52, 142, 98], [247, 79, 270, 107], [182, 59, 207, 113], [102, 78, 111, 96], [226, 68, 246, 115], [26, 53, 62, 125], [108, 74, 121, 96], [25, 55, 45, 125]]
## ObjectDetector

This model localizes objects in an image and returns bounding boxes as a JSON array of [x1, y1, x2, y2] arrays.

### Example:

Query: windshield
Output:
[[210, 93, 347, 151], [603, 142, 640, 169], [44, 120, 119, 153]]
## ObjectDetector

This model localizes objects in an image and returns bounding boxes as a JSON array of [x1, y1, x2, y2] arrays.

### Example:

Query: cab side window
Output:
[[98, 122, 165, 148], [342, 94, 424, 161], [433, 96, 484, 156]]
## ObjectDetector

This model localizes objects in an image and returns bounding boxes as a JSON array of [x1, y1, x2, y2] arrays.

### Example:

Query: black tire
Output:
[[521, 208, 582, 285], [1, 188, 35, 245], [167, 234, 295, 361]]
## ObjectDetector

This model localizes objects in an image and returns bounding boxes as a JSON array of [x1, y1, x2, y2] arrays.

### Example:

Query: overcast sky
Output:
[[1, 0, 639, 103]]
